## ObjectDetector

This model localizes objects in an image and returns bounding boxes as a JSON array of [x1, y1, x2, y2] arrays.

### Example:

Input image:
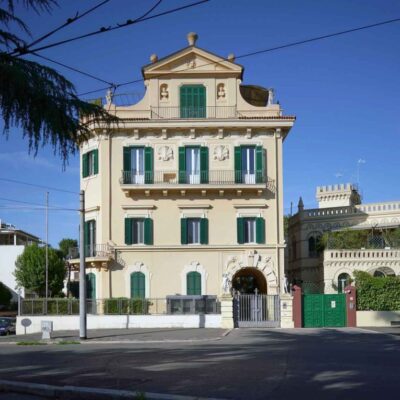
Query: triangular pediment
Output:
[[143, 46, 243, 77]]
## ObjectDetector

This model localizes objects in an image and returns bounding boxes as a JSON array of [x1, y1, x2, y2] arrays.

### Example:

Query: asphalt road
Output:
[[0, 327, 399, 400]]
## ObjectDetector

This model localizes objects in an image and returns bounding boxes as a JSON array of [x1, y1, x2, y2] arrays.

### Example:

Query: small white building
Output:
[[0, 219, 40, 300], [287, 184, 400, 293]]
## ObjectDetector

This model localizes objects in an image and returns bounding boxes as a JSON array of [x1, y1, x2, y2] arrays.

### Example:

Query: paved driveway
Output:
[[0, 328, 399, 399]]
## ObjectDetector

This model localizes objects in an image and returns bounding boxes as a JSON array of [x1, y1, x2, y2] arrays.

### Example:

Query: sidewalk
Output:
[[0, 328, 229, 344]]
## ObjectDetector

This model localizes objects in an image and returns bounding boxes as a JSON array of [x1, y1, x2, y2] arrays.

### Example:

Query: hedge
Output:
[[354, 270, 400, 311], [104, 297, 150, 315]]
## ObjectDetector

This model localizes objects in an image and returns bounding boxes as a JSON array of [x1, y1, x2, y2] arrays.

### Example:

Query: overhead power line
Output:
[[14, 0, 208, 56], [0, 177, 79, 195], [0, 196, 77, 211], [10, 0, 112, 56], [32, 52, 115, 86], [77, 16, 400, 97]]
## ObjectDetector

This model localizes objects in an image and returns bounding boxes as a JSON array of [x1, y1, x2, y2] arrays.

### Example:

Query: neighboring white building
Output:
[[0, 219, 40, 300], [287, 184, 400, 293]]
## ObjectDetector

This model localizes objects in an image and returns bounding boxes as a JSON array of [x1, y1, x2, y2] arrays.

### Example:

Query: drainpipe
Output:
[[275, 128, 282, 293]]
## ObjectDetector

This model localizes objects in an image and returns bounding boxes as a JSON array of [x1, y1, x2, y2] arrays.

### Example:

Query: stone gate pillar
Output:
[[292, 285, 302, 328], [220, 294, 234, 329], [345, 285, 357, 327], [280, 293, 294, 328]]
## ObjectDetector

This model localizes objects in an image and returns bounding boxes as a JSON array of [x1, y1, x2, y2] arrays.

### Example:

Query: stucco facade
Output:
[[70, 33, 295, 301]]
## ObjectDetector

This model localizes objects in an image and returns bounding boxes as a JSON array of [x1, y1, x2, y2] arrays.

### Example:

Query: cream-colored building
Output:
[[70, 33, 295, 303], [287, 183, 400, 294]]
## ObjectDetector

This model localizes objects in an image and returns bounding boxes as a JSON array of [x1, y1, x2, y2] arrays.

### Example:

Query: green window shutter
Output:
[[82, 153, 88, 178], [93, 149, 99, 175], [144, 147, 153, 184], [256, 146, 264, 183], [200, 146, 209, 183], [84, 221, 89, 256], [144, 218, 153, 245], [180, 85, 206, 118], [234, 146, 242, 183], [237, 217, 244, 244], [131, 272, 145, 299], [200, 218, 208, 244], [256, 217, 266, 244], [125, 218, 133, 245], [86, 273, 96, 299], [123, 147, 131, 184], [178, 147, 186, 183], [181, 218, 187, 244], [187, 272, 201, 295]]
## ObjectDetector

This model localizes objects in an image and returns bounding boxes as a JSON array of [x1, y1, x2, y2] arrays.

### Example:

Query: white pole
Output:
[[79, 190, 87, 339], [45, 191, 49, 313]]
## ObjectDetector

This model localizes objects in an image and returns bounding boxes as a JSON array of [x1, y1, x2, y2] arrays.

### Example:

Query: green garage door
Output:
[[303, 294, 346, 328]]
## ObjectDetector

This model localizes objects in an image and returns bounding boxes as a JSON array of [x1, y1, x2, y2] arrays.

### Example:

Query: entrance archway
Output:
[[232, 267, 267, 294]]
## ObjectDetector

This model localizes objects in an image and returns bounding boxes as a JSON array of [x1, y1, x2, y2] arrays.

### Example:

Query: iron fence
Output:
[[20, 297, 221, 316], [120, 169, 271, 186]]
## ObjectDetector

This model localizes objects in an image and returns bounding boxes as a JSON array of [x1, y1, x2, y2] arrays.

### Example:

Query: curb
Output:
[[0, 379, 227, 400], [0, 330, 231, 346], [0, 336, 225, 346]]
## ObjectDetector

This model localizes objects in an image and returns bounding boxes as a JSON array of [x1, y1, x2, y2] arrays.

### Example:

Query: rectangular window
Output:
[[82, 149, 98, 178], [187, 218, 201, 244], [132, 219, 145, 244], [125, 217, 153, 245], [243, 217, 256, 243], [241, 146, 256, 184], [181, 218, 208, 245], [130, 147, 145, 184], [237, 217, 265, 244], [180, 85, 206, 118], [84, 220, 96, 257], [234, 146, 265, 184], [186, 147, 200, 184]]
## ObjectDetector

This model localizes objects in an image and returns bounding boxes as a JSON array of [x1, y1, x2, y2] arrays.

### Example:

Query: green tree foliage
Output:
[[58, 238, 78, 259], [14, 243, 66, 297], [0, 1, 118, 162], [0, 282, 12, 307], [354, 270, 400, 311]]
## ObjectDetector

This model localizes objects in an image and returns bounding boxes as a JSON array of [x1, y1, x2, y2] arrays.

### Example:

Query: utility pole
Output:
[[45, 191, 49, 314], [79, 190, 87, 339]]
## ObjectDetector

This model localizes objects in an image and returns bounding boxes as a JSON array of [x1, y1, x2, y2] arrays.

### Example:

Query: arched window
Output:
[[186, 271, 201, 295], [86, 273, 96, 299], [337, 273, 351, 293], [308, 237, 316, 257], [131, 272, 145, 299]]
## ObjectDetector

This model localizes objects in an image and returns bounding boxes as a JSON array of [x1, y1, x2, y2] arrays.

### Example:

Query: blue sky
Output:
[[1, 0, 399, 246]]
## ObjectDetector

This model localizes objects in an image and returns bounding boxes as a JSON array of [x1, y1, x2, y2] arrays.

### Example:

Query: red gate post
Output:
[[292, 285, 302, 328], [345, 285, 357, 327]]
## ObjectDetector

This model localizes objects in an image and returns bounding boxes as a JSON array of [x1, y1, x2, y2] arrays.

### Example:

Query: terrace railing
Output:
[[120, 170, 273, 187]]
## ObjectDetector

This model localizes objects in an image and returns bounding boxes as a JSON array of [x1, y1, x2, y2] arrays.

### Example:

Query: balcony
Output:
[[68, 244, 114, 269], [120, 170, 275, 195], [151, 106, 237, 119]]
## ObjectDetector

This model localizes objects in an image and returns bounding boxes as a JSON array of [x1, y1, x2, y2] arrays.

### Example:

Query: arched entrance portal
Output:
[[232, 268, 267, 294]]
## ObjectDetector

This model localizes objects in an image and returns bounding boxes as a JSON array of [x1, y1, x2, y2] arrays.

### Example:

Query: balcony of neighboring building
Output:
[[68, 243, 114, 269]]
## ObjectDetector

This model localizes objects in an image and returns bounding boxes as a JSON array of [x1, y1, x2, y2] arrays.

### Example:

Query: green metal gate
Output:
[[303, 294, 346, 328]]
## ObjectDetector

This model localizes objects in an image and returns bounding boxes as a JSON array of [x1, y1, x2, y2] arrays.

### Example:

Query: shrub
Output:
[[354, 270, 400, 311], [104, 298, 150, 315]]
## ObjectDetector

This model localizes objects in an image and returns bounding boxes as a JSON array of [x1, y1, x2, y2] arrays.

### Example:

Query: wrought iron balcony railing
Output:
[[68, 243, 112, 259], [151, 106, 237, 119], [120, 170, 273, 187]]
